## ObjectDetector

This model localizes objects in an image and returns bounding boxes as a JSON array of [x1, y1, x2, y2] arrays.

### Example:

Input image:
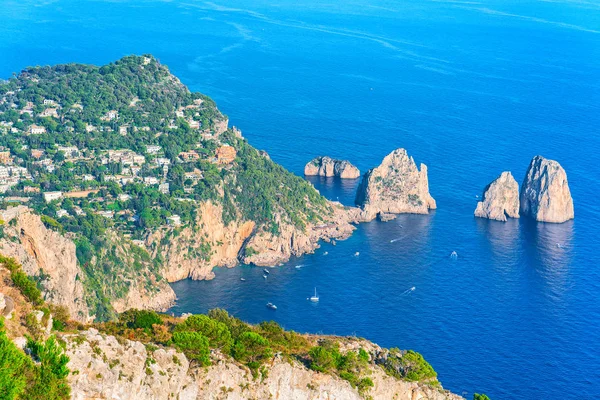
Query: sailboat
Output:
[[309, 287, 319, 302]]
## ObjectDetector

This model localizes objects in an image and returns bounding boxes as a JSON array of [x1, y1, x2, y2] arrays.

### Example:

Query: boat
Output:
[[263, 268, 270, 274], [323, 251, 328, 256], [240, 278, 246, 281], [354, 251, 360, 256], [263, 274, 268, 279], [450, 251, 458, 259], [309, 287, 319, 302], [266, 302, 277, 310]]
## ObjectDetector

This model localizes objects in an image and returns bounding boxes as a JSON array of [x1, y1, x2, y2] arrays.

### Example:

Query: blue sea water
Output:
[[2, 0, 600, 398]]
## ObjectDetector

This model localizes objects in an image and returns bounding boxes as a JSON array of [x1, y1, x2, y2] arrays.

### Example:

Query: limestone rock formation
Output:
[[520, 156, 574, 223], [355, 148, 436, 220], [65, 329, 197, 400], [304, 156, 361, 179], [474, 171, 520, 222], [0, 206, 89, 321], [64, 329, 463, 400]]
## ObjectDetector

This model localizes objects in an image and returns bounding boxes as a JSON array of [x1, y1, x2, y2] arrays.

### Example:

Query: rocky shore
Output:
[[474, 171, 520, 222]]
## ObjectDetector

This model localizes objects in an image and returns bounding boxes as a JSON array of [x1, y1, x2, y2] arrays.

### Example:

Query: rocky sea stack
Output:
[[355, 148, 436, 220], [520, 155, 574, 223], [474, 171, 520, 222], [304, 156, 360, 179]]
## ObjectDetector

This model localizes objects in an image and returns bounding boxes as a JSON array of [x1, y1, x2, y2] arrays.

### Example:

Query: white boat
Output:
[[240, 278, 246, 281], [263, 269, 270, 274], [450, 251, 458, 259], [263, 274, 268, 279], [266, 302, 277, 310], [309, 287, 319, 302], [354, 251, 360, 256]]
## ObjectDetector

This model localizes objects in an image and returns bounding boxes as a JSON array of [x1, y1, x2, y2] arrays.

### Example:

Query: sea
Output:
[[1, 1, 599, 398]]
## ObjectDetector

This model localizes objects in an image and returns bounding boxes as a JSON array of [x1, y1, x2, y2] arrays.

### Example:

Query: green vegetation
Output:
[[172, 331, 210, 365], [0, 55, 334, 321], [381, 348, 437, 384], [0, 319, 70, 400], [0, 254, 44, 306], [474, 394, 491, 400]]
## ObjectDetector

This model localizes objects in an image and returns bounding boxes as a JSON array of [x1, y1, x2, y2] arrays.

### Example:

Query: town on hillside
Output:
[[0, 56, 241, 238]]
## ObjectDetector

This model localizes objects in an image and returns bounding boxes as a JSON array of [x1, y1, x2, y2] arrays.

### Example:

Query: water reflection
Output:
[[304, 175, 360, 206]]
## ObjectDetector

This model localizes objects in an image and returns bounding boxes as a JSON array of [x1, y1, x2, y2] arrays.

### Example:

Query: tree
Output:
[[176, 315, 233, 354], [233, 331, 272, 370], [172, 331, 210, 366], [474, 394, 491, 400], [0, 319, 29, 400]]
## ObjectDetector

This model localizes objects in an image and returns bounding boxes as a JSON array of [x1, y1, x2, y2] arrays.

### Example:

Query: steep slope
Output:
[[474, 172, 520, 222]]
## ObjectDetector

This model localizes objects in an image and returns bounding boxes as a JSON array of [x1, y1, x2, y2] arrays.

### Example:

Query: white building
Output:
[[56, 209, 69, 218], [167, 215, 182, 226], [29, 125, 46, 135], [146, 145, 161, 155], [43, 191, 63, 203]]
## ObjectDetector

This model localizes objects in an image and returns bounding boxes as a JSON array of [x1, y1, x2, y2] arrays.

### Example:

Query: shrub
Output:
[[24, 336, 71, 400], [176, 314, 233, 354], [172, 331, 210, 366], [309, 345, 340, 373], [11, 270, 44, 306], [119, 309, 163, 330], [474, 394, 491, 400], [0, 318, 30, 400], [398, 350, 437, 382], [232, 331, 272, 370]]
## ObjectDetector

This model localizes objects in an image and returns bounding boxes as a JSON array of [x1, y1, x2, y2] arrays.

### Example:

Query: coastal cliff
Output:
[[305, 156, 361, 179], [355, 148, 436, 220], [62, 328, 463, 400], [520, 156, 574, 223], [0, 206, 90, 321], [474, 172, 520, 222]]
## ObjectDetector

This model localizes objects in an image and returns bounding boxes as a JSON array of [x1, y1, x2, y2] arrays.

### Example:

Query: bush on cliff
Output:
[[120, 309, 163, 330], [232, 331, 272, 371], [0, 255, 44, 306], [474, 394, 491, 400], [0, 318, 29, 400], [172, 331, 210, 366], [0, 318, 71, 400], [176, 314, 233, 354]]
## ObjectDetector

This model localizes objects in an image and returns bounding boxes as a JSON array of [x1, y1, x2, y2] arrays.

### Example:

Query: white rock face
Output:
[[474, 171, 520, 222], [355, 149, 436, 220], [65, 329, 197, 400], [64, 331, 463, 400], [304, 156, 361, 179], [0, 206, 89, 321], [520, 156, 574, 223]]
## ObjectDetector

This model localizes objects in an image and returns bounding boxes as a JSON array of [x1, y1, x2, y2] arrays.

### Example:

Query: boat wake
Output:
[[400, 286, 416, 296]]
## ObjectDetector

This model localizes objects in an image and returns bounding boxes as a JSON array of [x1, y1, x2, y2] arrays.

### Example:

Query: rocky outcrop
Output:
[[520, 156, 574, 223], [474, 171, 520, 222], [304, 156, 360, 179], [64, 330, 463, 400], [355, 149, 436, 220], [242, 203, 361, 267], [0, 206, 89, 322], [150, 200, 360, 278], [65, 329, 197, 400]]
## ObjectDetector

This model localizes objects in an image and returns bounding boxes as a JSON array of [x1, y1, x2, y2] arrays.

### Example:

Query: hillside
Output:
[[0, 255, 466, 400], [0, 55, 358, 320]]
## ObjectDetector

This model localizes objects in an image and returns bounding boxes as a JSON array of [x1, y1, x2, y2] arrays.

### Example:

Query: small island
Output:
[[304, 156, 360, 179]]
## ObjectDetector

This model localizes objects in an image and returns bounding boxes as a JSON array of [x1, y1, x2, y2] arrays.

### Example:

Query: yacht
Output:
[[310, 288, 319, 302], [263, 274, 268, 279], [266, 302, 277, 310], [240, 278, 246, 281], [263, 268, 270, 274]]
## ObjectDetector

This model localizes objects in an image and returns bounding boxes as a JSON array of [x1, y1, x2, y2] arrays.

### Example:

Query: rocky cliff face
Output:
[[148, 201, 256, 281], [474, 171, 520, 222], [520, 156, 574, 223], [0, 206, 89, 322], [305, 156, 361, 179], [355, 149, 436, 220], [65, 329, 197, 400], [64, 330, 463, 400], [150, 200, 360, 280]]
